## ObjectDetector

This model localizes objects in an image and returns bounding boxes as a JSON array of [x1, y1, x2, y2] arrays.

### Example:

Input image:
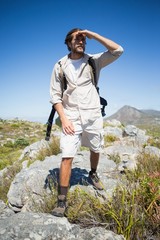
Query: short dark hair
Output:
[[65, 28, 82, 51]]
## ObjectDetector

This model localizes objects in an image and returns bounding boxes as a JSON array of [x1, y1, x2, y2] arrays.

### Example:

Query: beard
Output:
[[72, 45, 85, 54]]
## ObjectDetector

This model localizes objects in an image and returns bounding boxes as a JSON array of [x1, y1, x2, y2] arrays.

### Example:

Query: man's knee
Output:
[[61, 158, 73, 165], [90, 150, 100, 156]]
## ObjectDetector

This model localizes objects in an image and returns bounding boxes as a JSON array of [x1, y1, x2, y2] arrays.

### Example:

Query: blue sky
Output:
[[0, 0, 160, 123]]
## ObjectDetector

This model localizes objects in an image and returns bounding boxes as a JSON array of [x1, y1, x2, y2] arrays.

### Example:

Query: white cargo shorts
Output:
[[60, 116, 104, 158]]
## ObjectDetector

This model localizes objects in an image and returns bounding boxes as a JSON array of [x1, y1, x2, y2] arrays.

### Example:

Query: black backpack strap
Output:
[[58, 60, 67, 90], [88, 57, 97, 86], [100, 96, 108, 117], [45, 61, 67, 141], [88, 57, 108, 117], [45, 105, 56, 141]]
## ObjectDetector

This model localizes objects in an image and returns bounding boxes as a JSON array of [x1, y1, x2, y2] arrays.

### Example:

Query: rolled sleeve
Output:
[[110, 45, 124, 56], [92, 45, 124, 72]]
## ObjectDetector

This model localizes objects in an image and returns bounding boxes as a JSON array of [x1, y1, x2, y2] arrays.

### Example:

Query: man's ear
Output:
[[68, 42, 72, 49]]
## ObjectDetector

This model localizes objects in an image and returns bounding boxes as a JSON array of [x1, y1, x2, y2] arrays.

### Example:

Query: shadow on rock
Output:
[[44, 168, 59, 190], [70, 167, 89, 186], [44, 167, 89, 191]]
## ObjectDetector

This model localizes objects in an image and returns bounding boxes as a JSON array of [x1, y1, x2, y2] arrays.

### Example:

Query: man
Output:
[[50, 28, 124, 217]]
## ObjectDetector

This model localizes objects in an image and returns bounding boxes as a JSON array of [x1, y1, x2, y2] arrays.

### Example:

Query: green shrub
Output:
[[4, 141, 14, 148], [10, 123, 20, 128], [14, 138, 29, 148]]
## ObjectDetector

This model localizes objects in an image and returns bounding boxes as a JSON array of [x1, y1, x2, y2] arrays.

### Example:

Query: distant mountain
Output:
[[140, 109, 160, 117], [105, 105, 160, 126]]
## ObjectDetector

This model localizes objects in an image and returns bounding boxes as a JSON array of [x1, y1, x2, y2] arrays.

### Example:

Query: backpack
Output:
[[45, 57, 107, 141]]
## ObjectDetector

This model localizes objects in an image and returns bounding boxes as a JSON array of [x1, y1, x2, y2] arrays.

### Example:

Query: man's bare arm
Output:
[[78, 29, 120, 51]]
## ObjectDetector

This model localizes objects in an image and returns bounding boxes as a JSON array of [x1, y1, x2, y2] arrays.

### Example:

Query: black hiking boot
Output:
[[89, 171, 103, 190], [51, 195, 67, 217]]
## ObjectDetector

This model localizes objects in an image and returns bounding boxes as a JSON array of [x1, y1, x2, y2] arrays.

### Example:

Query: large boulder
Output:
[[0, 211, 125, 240], [7, 151, 118, 212]]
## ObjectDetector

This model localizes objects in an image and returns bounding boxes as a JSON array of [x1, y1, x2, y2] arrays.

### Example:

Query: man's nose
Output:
[[79, 39, 86, 44]]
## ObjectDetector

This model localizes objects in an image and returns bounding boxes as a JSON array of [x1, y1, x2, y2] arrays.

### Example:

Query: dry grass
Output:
[[65, 153, 160, 240], [26, 136, 60, 167], [36, 136, 60, 160], [0, 162, 22, 202], [104, 134, 119, 147]]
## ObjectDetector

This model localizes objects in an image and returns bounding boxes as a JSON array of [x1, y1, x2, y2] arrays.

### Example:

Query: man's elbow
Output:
[[109, 45, 124, 57]]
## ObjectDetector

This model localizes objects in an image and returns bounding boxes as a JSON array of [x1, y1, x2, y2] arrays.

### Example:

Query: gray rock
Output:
[[123, 125, 138, 136], [0, 200, 15, 219], [0, 212, 125, 240], [7, 151, 119, 212], [7, 155, 62, 212], [105, 119, 122, 127], [104, 144, 139, 159], [19, 140, 50, 160], [103, 126, 123, 139], [144, 146, 160, 158], [122, 125, 149, 147]]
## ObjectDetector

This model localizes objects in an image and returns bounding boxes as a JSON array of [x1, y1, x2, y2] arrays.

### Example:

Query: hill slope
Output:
[[105, 105, 160, 126]]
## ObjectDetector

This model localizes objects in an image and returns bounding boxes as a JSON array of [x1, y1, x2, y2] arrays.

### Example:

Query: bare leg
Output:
[[59, 157, 73, 189], [90, 150, 99, 170], [52, 158, 73, 217], [89, 151, 103, 190]]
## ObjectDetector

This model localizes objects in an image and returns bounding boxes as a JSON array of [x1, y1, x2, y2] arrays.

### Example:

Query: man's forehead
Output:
[[72, 31, 79, 36], [72, 32, 85, 40]]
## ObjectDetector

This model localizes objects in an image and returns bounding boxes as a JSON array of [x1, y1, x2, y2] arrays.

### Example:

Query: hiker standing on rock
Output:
[[50, 28, 124, 217]]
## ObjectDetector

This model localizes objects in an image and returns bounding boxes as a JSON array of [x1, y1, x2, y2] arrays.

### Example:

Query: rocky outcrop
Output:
[[0, 206, 125, 240], [0, 120, 160, 240]]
